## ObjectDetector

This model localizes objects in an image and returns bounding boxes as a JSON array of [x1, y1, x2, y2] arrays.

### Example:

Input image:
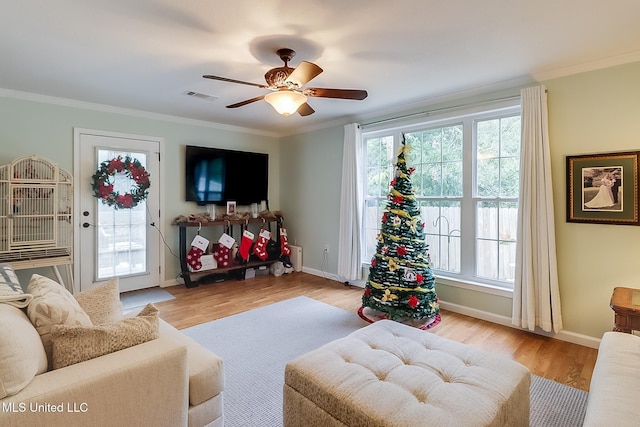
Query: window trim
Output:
[[361, 98, 521, 295]]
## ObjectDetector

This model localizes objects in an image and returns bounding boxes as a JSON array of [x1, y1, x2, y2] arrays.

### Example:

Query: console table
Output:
[[175, 215, 282, 288], [610, 287, 640, 333]]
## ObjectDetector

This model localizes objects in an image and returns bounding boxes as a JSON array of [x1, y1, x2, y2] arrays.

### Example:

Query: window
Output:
[[362, 101, 521, 290], [474, 115, 521, 283], [364, 136, 394, 259]]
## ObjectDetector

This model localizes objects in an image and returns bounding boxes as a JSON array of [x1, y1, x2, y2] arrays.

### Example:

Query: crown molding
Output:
[[360, 76, 531, 124], [532, 50, 640, 82], [0, 88, 279, 138], [279, 76, 533, 138]]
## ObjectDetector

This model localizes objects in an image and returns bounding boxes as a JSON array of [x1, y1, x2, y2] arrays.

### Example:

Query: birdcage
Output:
[[0, 156, 73, 275]]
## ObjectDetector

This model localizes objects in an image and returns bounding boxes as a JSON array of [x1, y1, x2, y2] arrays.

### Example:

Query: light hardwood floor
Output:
[[155, 272, 598, 392]]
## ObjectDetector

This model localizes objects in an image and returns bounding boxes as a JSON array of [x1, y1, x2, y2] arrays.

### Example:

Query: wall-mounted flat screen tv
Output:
[[185, 145, 268, 206]]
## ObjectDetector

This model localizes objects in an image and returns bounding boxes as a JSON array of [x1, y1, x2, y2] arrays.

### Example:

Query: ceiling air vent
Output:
[[185, 91, 218, 101]]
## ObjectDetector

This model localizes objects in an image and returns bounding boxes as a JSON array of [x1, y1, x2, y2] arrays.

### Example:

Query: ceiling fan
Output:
[[203, 48, 368, 116]]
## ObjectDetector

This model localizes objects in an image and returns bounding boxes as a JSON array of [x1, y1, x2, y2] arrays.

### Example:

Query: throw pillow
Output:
[[27, 274, 93, 370], [0, 263, 33, 308], [51, 303, 159, 369], [0, 304, 48, 398], [74, 278, 123, 325]]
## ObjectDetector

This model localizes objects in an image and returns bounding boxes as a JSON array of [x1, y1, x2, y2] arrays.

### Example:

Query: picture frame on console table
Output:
[[566, 151, 640, 225], [226, 201, 236, 215]]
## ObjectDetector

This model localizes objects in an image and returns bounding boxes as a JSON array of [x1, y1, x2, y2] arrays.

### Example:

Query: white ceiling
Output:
[[2, 0, 640, 136]]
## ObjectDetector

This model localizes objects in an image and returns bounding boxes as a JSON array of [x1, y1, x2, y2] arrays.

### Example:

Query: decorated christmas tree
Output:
[[359, 137, 440, 329]]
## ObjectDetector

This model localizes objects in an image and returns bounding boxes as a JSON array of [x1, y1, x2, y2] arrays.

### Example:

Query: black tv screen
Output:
[[185, 145, 268, 206]]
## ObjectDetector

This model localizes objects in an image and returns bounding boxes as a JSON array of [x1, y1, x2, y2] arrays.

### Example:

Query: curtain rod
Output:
[[361, 94, 522, 128]]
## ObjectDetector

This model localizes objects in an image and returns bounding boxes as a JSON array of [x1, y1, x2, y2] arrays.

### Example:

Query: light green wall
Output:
[[546, 61, 640, 338], [279, 126, 344, 274], [281, 60, 640, 340], [0, 96, 279, 284]]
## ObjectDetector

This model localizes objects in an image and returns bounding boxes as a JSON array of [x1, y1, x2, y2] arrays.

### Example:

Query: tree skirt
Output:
[[358, 305, 441, 330]]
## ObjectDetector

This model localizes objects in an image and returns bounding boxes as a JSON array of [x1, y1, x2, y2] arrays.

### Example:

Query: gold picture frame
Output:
[[567, 151, 640, 225]]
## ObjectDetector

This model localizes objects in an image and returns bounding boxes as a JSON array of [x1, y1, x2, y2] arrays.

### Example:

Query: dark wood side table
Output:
[[610, 287, 640, 333]]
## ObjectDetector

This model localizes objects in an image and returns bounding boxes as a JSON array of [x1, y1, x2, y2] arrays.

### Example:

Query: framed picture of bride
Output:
[[567, 151, 640, 225]]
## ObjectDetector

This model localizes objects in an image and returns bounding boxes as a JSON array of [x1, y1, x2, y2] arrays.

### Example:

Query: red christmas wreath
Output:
[[91, 156, 150, 209]]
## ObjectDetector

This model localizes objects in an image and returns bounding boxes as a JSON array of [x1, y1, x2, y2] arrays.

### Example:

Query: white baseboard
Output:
[[162, 279, 179, 288], [301, 266, 369, 288], [301, 266, 341, 282], [439, 300, 601, 349]]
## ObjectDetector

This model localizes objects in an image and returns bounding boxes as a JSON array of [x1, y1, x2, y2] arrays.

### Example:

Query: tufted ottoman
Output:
[[284, 319, 530, 427]]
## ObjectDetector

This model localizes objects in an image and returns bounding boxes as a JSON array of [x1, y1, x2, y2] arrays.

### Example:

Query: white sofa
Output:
[[582, 331, 640, 426], [0, 270, 224, 427]]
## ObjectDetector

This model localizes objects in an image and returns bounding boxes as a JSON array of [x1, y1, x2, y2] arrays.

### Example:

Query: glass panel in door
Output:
[[95, 149, 148, 280]]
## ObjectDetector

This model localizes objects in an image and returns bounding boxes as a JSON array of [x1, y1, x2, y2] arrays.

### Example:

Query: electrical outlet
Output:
[[324, 244, 330, 253]]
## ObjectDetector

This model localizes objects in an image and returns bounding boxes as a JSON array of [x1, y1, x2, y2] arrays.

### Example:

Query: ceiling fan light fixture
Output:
[[264, 91, 307, 116], [204, 48, 366, 117]]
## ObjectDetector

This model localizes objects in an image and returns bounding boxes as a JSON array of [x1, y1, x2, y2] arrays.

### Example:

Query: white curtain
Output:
[[512, 85, 563, 333], [337, 123, 363, 281]]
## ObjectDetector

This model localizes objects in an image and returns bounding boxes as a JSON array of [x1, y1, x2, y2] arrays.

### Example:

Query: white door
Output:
[[74, 129, 162, 292]]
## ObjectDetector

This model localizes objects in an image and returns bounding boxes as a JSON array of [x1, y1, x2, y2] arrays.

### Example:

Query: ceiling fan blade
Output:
[[203, 74, 268, 89], [226, 95, 265, 108], [305, 88, 368, 100], [297, 103, 315, 116], [286, 61, 323, 87]]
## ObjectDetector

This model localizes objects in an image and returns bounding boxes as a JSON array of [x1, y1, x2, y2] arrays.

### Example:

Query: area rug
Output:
[[120, 286, 175, 311], [182, 296, 588, 427]]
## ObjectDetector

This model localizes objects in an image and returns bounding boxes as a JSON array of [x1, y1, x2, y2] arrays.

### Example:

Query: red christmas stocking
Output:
[[187, 246, 203, 271], [212, 244, 231, 268], [253, 229, 271, 260], [238, 229, 254, 261], [279, 227, 293, 268], [213, 233, 235, 268], [187, 235, 209, 271], [280, 227, 291, 256]]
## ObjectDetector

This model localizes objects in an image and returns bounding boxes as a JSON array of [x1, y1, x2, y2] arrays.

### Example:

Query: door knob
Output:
[[82, 222, 90, 228]]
